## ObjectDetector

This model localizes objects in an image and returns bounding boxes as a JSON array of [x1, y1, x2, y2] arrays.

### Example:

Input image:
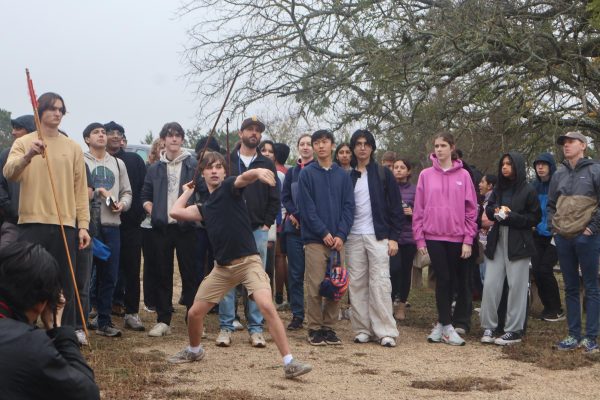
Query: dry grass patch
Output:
[[199, 388, 274, 400], [410, 376, 510, 392], [355, 368, 379, 375]]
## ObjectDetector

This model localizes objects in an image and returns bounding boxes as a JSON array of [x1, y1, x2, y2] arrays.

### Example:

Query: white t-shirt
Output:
[[351, 170, 375, 235], [240, 154, 255, 168]]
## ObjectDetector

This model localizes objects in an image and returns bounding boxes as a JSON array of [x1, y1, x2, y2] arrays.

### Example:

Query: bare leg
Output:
[[188, 300, 215, 347], [251, 288, 290, 356]]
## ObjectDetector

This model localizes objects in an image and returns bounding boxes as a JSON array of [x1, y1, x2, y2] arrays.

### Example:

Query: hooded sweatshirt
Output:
[[160, 150, 190, 224], [484, 152, 541, 260], [412, 154, 478, 249], [532, 152, 556, 236], [84, 152, 132, 226]]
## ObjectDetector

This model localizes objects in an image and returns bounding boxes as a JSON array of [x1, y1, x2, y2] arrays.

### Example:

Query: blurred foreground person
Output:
[[0, 242, 99, 399]]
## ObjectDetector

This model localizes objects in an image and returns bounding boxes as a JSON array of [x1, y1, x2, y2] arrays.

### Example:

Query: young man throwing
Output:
[[167, 152, 312, 378]]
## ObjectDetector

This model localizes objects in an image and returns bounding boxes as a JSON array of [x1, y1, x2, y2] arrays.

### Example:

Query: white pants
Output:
[[345, 234, 399, 339]]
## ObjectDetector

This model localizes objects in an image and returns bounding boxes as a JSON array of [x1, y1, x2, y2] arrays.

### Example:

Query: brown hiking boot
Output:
[[394, 301, 406, 321]]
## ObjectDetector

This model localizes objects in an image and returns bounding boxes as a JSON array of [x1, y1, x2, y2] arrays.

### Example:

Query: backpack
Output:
[[319, 251, 349, 301]]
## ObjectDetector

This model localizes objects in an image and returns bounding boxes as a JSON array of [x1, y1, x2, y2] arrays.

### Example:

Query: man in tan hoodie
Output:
[[3, 92, 91, 328]]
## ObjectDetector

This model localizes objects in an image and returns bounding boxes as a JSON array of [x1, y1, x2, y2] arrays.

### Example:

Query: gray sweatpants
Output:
[[480, 226, 530, 333]]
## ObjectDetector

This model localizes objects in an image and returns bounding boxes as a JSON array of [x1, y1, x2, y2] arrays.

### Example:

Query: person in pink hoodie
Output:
[[412, 131, 478, 346]]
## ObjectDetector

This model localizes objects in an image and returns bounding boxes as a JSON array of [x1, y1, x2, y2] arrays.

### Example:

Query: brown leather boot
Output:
[[394, 302, 406, 321]]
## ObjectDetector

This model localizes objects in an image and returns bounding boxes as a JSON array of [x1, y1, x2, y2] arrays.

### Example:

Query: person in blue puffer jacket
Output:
[[531, 152, 564, 322]]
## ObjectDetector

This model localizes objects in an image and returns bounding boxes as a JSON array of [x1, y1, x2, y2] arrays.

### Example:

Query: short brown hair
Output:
[[199, 151, 228, 174], [382, 151, 397, 163]]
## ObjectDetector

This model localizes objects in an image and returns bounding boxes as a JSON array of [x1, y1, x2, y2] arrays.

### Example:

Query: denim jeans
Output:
[[75, 244, 93, 330], [219, 228, 268, 333], [555, 233, 600, 340], [95, 226, 121, 328], [286, 233, 306, 320]]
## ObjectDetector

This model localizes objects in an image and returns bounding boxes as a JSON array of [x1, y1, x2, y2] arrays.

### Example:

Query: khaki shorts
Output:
[[194, 254, 271, 303]]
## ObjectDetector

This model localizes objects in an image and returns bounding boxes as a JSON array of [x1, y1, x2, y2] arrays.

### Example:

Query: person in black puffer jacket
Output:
[[480, 151, 541, 346]]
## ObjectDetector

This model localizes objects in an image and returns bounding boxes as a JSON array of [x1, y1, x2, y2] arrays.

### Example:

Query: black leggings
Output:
[[390, 244, 417, 303], [426, 240, 462, 326]]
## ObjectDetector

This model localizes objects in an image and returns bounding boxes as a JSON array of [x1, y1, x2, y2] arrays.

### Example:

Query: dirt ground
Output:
[[87, 271, 600, 400]]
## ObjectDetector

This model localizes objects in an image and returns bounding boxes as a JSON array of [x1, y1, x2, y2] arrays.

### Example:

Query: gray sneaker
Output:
[[167, 347, 206, 364], [284, 359, 312, 379], [96, 324, 122, 337], [124, 313, 145, 331]]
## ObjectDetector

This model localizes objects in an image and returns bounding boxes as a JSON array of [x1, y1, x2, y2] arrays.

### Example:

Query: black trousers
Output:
[[142, 227, 157, 309], [453, 255, 474, 332], [120, 224, 143, 314], [390, 244, 417, 303], [426, 240, 463, 326], [148, 225, 198, 325], [531, 233, 562, 314], [19, 223, 78, 327]]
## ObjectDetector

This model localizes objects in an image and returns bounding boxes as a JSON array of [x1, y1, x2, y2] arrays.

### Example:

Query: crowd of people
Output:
[[1, 91, 600, 395]]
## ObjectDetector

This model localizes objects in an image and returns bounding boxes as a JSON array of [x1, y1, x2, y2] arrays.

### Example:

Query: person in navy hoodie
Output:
[[390, 158, 416, 321], [531, 153, 564, 322], [297, 129, 354, 346]]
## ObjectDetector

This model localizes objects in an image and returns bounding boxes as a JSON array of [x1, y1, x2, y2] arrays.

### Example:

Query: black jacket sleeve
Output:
[[384, 167, 405, 242], [0, 149, 11, 217], [504, 185, 541, 229], [281, 168, 297, 217], [263, 162, 280, 227], [39, 327, 100, 400]]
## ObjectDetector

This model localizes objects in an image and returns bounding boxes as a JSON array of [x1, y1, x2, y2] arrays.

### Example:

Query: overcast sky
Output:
[[1, 0, 204, 148]]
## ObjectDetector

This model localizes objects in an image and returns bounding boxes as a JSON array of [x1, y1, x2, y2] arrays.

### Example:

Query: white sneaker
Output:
[[427, 322, 443, 343], [342, 308, 353, 320], [148, 322, 171, 337], [75, 329, 88, 346], [481, 329, 495, 344], [232, 319, 244, 331], [250, 332, 266, 348], [124, 313, 145, 331], [353, 332, 371, 343], [216, 330, 232, 347], [455, 327, 466, 336], [442, 326, 466, 346], [380, 337, 397, 347]]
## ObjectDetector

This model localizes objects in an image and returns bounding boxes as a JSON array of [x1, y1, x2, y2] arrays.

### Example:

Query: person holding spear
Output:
[[3, 92, 91, 328]]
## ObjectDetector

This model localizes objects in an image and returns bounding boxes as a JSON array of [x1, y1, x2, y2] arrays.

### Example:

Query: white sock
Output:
[[443, 324, 453, 332], [283, 354, 293, 366], [188, 345, 202, 353]]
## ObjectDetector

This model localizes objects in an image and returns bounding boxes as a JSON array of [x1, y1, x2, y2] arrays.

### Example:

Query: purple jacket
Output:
[[412, 155, 478, 249], [397, 181, 416, 245]]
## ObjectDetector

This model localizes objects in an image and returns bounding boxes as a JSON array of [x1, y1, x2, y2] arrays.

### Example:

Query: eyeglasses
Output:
[[106, 130, 123, 138], [355, 142, 371, 149]]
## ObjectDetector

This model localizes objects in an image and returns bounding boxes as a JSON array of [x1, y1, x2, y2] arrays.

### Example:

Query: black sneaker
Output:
[[542, 311, 566, 322], [322, 329, 342, 345], [494, 331, 522, 346], [308, 329, 326, 346], [287, 316, 303, 331]]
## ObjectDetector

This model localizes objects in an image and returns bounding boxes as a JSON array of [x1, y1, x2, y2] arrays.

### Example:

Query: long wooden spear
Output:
[[26, 69, 90, 345], [192, 70, 240, 185]]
